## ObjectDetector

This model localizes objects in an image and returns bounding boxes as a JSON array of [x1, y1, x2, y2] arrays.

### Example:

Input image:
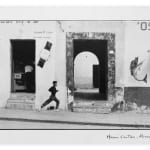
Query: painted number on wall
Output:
[[138, 22, 150, 31]]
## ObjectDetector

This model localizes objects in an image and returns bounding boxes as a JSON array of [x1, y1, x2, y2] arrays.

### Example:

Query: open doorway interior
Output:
[[74, 52, 100, 100], [73, 39, 108, 101], [11, 40, 35, 93]]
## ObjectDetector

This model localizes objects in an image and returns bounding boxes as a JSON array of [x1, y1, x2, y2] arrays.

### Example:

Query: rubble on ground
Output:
[[136, 105, 150, 114], [106, 100, 150, 113], [126, 102, 138, 111], [123, 102, 150, 114]]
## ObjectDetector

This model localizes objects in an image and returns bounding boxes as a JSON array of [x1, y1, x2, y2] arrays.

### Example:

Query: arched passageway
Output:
[[73, 39, 108, 100], [74, 51, 99, 89], [74, 51, 100, 100]]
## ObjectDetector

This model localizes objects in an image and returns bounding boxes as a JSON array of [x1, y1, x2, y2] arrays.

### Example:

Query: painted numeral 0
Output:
[[139, 22, 150, 31]]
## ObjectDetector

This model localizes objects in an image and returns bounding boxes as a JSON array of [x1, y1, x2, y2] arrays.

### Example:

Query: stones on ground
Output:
[[137, 105, 150, 114], [140, 105, 147, 111], [142, 109, 150, 114], [126, 102, 138, 111], [105, 102, 113, 108]]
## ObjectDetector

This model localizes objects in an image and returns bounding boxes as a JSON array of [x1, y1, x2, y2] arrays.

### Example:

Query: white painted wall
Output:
[[0, 20, 127, 109], [0, 21, 57, 109], [0, 38, 11, 107], [58, 21, 126, 88], [55, 21, 68, 109], [124, 21, 150, 87], [54, 21, 125, 107]]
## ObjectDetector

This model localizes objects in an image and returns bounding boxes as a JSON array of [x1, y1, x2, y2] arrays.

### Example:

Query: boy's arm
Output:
[[48, 87, 52, 92]]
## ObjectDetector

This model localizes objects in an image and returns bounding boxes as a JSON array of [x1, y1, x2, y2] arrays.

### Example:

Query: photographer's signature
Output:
[[107, 134, 150, 140]]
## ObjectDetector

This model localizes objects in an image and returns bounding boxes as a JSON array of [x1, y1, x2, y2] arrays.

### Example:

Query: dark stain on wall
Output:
[[124, 87, 150, 106]]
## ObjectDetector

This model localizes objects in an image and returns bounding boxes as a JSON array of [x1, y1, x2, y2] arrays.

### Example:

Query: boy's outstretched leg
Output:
[[41, 98, 51, 109]]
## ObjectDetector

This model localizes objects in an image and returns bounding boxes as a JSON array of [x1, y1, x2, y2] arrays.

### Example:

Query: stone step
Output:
[[7, 93, 35, 110], [73, 101, 110, 108], [9, 97, 35, 100], [6, 102, 34, 110], [73, 104, 111, 109], [73, 107, 111, 114], [9, 96, 35, 100], [72, 101, 112, 114], [7, 99, 34, 103]]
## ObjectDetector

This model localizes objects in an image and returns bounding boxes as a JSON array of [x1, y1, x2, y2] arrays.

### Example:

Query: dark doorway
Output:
[[73, 39, 108, 100], [11, 40, 36, 93], [93, 64, 100, 88]]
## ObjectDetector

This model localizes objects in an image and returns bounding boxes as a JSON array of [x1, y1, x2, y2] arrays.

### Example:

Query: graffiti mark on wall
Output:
[[130, 57, 147, 83]]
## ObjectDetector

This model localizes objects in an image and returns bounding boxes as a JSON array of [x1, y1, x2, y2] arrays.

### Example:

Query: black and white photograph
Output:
[[1, 19, 150, 129], [1, 5, 150, 146]]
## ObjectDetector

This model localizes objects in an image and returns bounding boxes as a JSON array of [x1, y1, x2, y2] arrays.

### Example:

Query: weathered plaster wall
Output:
[[59, 21, 126, 88], [0, 21, 126, 109], [0, 21, 57, 109], [57, 21, 125, 102], [124, 21, 150, 105], [0, 37, 11, 107], [55, 22, 68, 109], [35, 23, 56, 109], [124, 21, 150, 87]]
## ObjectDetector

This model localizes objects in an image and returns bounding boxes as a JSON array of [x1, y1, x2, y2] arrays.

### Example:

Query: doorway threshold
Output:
[[6, 93, 35, 110], [72, 100, 111, 114]]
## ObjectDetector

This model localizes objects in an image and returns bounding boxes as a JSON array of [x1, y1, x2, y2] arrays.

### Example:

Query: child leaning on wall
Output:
[[67, 88, 74, 112]]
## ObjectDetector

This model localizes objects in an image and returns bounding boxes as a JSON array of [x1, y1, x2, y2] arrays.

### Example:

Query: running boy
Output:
[[41, 81, 60, 109]]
